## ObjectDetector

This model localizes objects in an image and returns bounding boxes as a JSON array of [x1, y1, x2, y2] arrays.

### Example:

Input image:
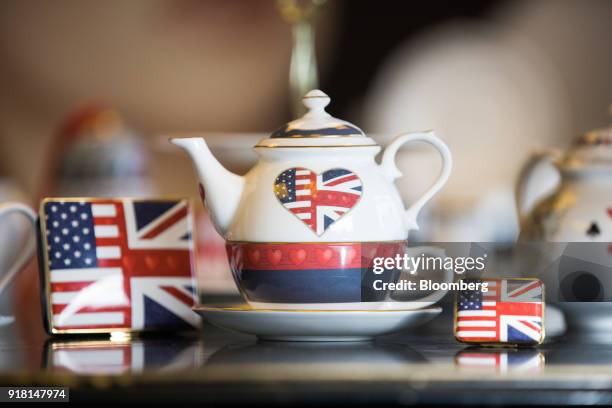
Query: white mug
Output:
[[0, 202, 37, 297]]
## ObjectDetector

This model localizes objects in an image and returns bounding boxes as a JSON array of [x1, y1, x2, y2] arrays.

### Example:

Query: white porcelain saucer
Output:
[[194, 305, 442, 342]]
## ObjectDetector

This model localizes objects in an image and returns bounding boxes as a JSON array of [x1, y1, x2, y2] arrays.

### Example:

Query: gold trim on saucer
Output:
[[194, 305, 442, 313]]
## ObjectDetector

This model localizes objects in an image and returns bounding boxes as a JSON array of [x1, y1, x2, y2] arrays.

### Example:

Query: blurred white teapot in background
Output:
[[516, 116, 612, 333], [516, 118, 612, 242]]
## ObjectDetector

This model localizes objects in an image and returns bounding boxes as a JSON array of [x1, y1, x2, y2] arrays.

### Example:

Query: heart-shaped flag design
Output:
[[274, 167, 363, 235]]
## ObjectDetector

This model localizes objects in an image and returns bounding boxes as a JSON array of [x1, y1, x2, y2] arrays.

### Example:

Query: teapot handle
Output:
[[0, 202, 37, 297], [515, 150, 562, 220], [380, 131, 452, 231]]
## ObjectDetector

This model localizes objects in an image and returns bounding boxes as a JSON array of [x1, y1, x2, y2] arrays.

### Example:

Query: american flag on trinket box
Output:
[[455, 278, 544, 345], [41, 198, 200, 333]]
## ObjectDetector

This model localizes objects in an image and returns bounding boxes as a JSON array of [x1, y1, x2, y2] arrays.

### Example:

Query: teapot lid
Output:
[[255, 90, 377, 148], [563, 110, 612, 170]]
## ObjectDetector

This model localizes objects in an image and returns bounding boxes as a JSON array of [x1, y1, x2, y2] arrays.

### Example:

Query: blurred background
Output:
[[0, 0, 610, 317]]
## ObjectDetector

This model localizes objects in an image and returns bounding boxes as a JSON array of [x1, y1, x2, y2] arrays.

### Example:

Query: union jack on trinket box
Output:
[[454, 278, 545, 346], [38, 198, 200, 334]]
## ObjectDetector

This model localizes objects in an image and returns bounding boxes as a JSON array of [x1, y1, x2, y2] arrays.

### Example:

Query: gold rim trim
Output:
[[272, 134, 363, 139], [194, 305, 443, 313], [226, 240, 408, 245], [254, 144, 379, 148]]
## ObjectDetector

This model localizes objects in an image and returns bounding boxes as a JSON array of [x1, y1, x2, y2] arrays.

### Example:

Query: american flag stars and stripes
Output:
[[274, 167, 363, 236], [43, 199, 200, 333], [455, 278, 544, 345]]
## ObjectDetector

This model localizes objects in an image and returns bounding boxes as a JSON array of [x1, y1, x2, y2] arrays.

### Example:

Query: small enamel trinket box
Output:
[[38, 198, 200, 334], [455, 278, 545, 346]]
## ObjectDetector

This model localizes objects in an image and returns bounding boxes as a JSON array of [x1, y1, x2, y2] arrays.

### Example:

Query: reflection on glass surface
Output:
[[455, 347, 544, 373], [546, 334, 612, 363], [45, 337, 204, 375], [204, 340, 426, 367]]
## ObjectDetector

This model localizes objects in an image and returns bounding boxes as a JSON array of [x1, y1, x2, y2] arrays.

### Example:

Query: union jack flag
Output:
[[455, 278, 544, 345], [274, 167, 362, 235], [42, 198, 200, 333]]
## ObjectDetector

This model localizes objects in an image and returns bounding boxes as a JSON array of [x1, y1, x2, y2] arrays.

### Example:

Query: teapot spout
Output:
[[170, 137, 244, 237]]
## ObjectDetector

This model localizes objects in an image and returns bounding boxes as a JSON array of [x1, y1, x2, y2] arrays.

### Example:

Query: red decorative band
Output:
[[226, 241, 407, 271]]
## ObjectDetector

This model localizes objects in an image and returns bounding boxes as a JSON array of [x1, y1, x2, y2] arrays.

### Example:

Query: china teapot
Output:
[[516, 120, 612, 241], [516, 119, 612, 330], [171, 90, 452, 309]]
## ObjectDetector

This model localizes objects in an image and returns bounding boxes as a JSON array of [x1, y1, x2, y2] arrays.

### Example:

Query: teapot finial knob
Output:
[[303, 89, 330, 114]]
